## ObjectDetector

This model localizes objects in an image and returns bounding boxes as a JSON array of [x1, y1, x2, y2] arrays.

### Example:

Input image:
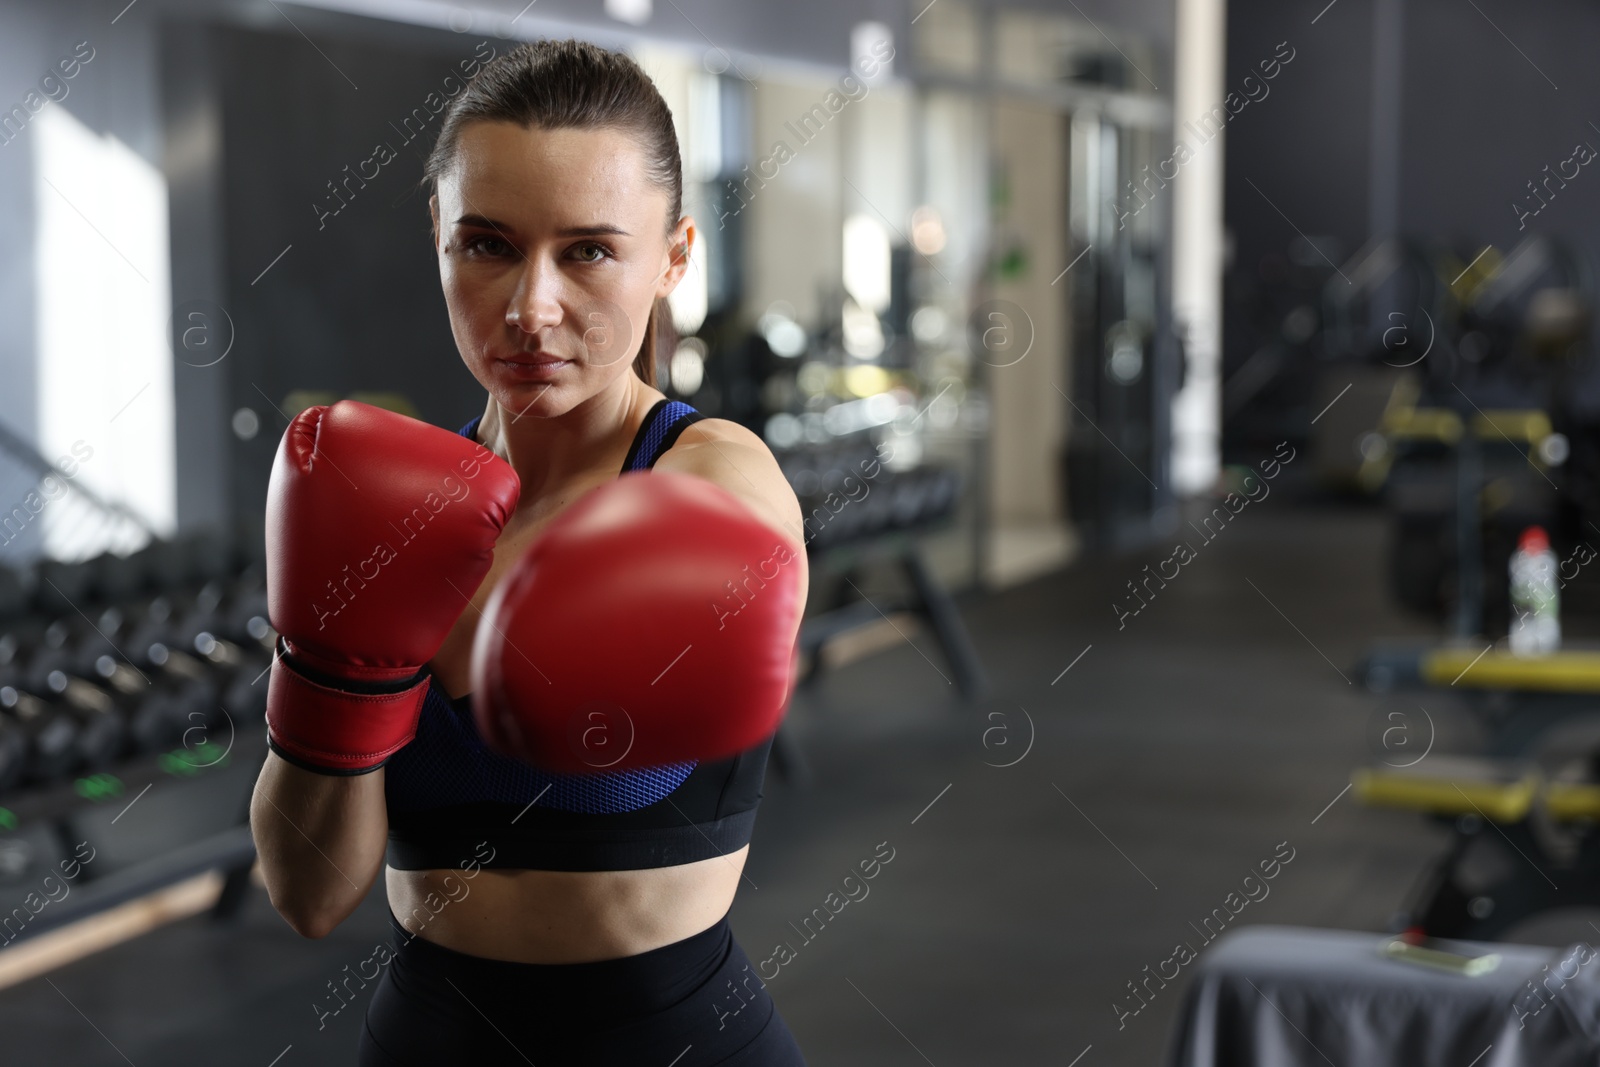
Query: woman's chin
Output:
[[490, 381, 566, 420]]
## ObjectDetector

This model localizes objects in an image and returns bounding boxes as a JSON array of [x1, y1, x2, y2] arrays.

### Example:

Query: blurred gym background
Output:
[[5, 0, 1600, 1063]]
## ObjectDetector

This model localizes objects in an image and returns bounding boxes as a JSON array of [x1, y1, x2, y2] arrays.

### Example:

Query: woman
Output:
[[250, 38, 809, 1064]]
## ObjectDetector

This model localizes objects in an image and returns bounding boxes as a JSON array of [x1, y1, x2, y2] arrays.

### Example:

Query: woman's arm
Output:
[[250, 401, 520, 938], [250, 753, 390, 939], [652, 419, 811, 610]]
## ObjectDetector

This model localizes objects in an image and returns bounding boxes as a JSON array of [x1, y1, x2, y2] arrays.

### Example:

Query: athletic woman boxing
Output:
[[248, 39, 809, 1064]]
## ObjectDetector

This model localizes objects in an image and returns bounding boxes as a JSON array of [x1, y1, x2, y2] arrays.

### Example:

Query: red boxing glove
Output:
[[265, 401, 519, 774], [471, 470, 803, 774]]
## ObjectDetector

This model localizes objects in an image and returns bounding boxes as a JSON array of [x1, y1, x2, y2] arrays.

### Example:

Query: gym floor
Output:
[[5, 498, 1590, 1066]]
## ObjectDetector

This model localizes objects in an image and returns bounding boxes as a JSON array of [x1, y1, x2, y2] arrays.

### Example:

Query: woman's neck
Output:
[[478, 373, 656, 502]]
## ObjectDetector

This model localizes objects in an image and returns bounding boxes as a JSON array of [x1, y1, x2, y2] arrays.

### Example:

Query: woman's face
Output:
[[430, 121, 692, 419]]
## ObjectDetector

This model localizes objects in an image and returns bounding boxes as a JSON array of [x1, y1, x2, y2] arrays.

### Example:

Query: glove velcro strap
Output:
[[265, 648, 429, 775]]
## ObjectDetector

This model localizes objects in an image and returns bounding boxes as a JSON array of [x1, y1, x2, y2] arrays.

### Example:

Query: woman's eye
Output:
[[463, 234, 511, 257], [571, 242, 612, 263]]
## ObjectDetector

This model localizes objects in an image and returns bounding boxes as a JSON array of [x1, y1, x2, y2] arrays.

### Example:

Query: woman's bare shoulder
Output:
[[653, 417, 802, 549]]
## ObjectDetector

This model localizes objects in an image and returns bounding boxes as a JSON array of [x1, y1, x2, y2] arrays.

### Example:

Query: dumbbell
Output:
[[40, 606, 134, 682], [0, 687, 78, 786], [48, 597, 223, 757], [124, 596, 182, 659], [50, 601, 213, 754], [889, 471, 932, 529], [0, 627, 124, 783], [219, 585, 273, 652], [185, 579, 274, 656], [0, 625, 45, 680], [219, 662, 269, 722], [14, 625, 129, 772], [853, 465, 895, 539], [87, 651, 213, 756], [130, 680, 217, 754], [19, 622, 93, 697], [139, 638, 227, 749], [926, 468, 960, 522], [40, 669, 126, 768], [788, 466, 821, 500], [160, 585, 259, 668], [0, 699, 32, 795]]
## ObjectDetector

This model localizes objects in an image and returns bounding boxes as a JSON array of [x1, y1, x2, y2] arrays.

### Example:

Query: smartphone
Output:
[[1381, 938, 1502, 976]]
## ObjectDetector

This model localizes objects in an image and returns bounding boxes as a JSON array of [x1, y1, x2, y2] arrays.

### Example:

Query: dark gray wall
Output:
[[1221, 0, 1376, 290], [209, 22, 496, 524], [1399, 0, 1600, 253], [1222, 0, 1600, 331]]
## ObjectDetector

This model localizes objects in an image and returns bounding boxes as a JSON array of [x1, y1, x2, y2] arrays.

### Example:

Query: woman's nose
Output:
[[505, 258, 563, 333]]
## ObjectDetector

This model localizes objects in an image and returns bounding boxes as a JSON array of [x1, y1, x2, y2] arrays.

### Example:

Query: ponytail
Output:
[[634, 298, 676, 389]]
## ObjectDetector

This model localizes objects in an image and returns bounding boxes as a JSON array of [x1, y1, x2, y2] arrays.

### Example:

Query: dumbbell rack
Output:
[[783, 442, 988, 700], [0, 531, 273, 950]]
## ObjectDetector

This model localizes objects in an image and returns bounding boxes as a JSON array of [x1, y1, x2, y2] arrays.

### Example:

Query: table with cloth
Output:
[[1165, 925, 1600, 1067]]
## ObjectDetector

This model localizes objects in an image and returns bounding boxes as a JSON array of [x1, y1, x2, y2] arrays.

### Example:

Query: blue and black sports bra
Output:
[[383, 399, 774, 873]]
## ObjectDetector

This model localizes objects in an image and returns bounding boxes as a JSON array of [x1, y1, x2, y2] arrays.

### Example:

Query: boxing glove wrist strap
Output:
[[265, 640, 429, 776]]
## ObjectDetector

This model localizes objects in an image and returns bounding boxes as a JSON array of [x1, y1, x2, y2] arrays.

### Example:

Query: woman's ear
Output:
[[677, 218, 697, 265], [657, 217, 696, 297]]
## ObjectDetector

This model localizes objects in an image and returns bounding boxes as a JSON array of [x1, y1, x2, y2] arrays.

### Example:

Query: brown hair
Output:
[[423, 38, 682, 389]]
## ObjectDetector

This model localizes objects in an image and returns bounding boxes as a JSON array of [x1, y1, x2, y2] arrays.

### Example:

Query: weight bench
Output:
[[1354, 756, 1600, 939]]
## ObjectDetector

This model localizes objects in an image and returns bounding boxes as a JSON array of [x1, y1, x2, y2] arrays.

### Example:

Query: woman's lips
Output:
[[496, 355, 571, 378]]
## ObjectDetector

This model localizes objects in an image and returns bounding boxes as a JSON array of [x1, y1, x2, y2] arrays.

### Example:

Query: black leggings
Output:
[[358, 908, 806, 1065]]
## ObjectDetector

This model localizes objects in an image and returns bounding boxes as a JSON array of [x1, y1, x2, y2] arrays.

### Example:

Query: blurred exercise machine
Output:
[[1336, 237, 1600, 941], [1365, 235, 1594, 635], [1356, 651, 1600, 939]]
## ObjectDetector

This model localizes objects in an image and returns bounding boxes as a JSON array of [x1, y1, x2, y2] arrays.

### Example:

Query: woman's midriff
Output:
[[383, 844, 748, 963]]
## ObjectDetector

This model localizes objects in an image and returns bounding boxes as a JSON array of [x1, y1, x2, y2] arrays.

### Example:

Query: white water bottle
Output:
[[1509, 525, 1560, 655]]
